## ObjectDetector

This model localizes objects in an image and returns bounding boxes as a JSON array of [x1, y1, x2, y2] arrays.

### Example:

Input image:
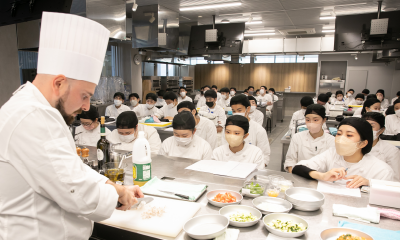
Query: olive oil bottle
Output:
[[96, 116, 110, 173]]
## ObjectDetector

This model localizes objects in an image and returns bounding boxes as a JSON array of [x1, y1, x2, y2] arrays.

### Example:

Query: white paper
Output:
[[266, 233, 305, 240], [185, 160, 257, 179], [317, 181, 361, 198], [163, 127, 173, 132]]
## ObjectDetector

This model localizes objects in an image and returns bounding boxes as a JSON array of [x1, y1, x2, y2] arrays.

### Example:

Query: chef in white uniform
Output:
[[362, 112, 400, 180], [196, 85, 210, 108], [289, 96, 314, 134], [155, 91, 178, 120], [158, 112, 213, 160], [212, 85, 222, 101], [107, 111, 161, 154], [105, 92, 131, 118], [0, 12, 142, 240], [212, 115, 264, 170], [133, 93, 158, 119], [384, 99, 400, 135], [217, 87, 231, 108], [256, 86, 273, 117], [376, 89, 390, 109], [348, 93, 365, 106], [230, 87, 237, 97], [268, 88, 279, 102], [75, 105, 110, 147], [344, 89, 355, 106], [391, 91, 400, 105], [285, 104, 335, 173], [177, 101, 218, 149], [248, 96, 264, 126], [222, 95, 271, 166], [178, 87, 193, 103], [155, 90, 167, 107], [292, 118, 395, 188], [317, 93, 330, 116], [353, 98, 381, 118], [331, 90, 345, 105], [128, 93, 140, 111], [362, 89, 370, 98]]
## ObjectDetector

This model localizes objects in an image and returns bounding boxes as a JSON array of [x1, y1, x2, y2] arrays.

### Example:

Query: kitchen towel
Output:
[[214, 229, 240, 240], [333, 204, 380, 223], [338, 221, 400, 240], [379, 208, 400, 221]]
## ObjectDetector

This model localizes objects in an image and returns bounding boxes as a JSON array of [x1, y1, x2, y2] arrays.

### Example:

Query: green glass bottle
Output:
[[96, 116, 110, 173]]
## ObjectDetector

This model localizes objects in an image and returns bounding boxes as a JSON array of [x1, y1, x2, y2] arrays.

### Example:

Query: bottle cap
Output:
[[101, 116, 105, 124]]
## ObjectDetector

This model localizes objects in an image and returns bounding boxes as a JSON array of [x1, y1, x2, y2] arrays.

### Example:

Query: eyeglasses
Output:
[[81, 121, 94, 127]]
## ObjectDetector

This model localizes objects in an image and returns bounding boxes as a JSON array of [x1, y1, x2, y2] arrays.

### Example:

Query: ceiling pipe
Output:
[[212, 15, 215, 29], [377, 1, 382, 19]]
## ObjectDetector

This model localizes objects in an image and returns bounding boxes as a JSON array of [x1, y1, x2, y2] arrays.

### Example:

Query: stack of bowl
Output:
[[285, 187, 325, 211]]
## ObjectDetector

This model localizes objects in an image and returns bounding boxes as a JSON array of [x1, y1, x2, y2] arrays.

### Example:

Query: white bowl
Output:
[[219, 205, 262, 227], [263, 213, 308, 238], [183, 214, 229, 240], [285, 187, 325, 211], [207, 189, 243, 208], [252, 196, 292, 214], [320, 227, 374, 240]]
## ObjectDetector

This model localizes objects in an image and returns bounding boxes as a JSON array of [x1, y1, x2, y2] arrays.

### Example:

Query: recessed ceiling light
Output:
[[198, 16, 202, 17], [244, 33, 275, 36], [245, 21, 262, 25], [382, 8, 397, 11], [320, 16, 336, 20], [322, 30, 335, 33], [221, 19, 230, 23], [323, 25, 335, 29], [180, 2, 241, 11], [245, 29, 275, 33]]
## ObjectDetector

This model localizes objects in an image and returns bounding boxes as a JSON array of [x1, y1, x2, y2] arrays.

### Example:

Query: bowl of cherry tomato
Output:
[[207, 190, 243, 208]]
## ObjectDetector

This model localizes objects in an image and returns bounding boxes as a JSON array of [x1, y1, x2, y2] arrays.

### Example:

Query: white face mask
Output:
[[130, 100, 138, 106], [269, 91, 273, 95], [355, 100, 363, 105], [396, 109, 400, 118], [180, 92, 186, 97], [175, 136, 192, 146], [347, 93, 352, 97], [114, 99, 122, 106], [335, 135, 361, 156], [370, 109, 380, 113], [233, 112, 246, 117], [221, 94, 227, 100], [373, 129, 381, 141], [168, 102, 175, 109], [225, 134, 244, 147], [250, 106, 256, 113], [119, 133, 136, 143], [306, 122, 322, 134], [260, 89, 265, 95], [337, 96, 343, 101], [146, 103, 154, 109], [230, 91, 235, 96]]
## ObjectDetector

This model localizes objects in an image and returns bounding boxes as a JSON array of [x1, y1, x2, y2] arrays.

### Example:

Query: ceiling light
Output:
[[320, 16, 336, 20], [198, 16, 202, 17], [244, 33, 275, 36], [323, 25, 335, 29], [180, 2, 241, 11], [245, 21, 262, 25], [352, 54, 358, 60], [132, 0, 137, 11], [382, 8, 397, 12], [245, 29, 275, 33], [149, 13, 155, 23], [322, 30, 335, 33], [221, 19, 230, 23]]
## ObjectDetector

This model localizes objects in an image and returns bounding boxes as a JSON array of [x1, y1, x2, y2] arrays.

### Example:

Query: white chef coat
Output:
[[194, 93, 201, 101], [75, 123, 111, 147], [158, 135, 213, 160], [155, 98, 166, 107], [216, 92, 222, 101], [178, 95, 193, 103], [195, 116, 218, 149], [289, 109, 328, 135], [133, 104, 158, 119], [211, 142, 264, 170], [295, 147, 395, 182], [344, 96, 354, 106], [348, 99, 363, 106], [196, 96, 206, 108], [256, 94, 273, 111], [106, 124, 161, 154], [369, 139, 400, 181], [284, 130, 335, 171], [155, 104, 178, 119], [0, 82, 118, 240], [271, 94, 279, 102], [105, 104, 130, 118], [129, 103, 139, 111], [353, 107, 363, 118], [331, 98, 345, 105], [384, 114, 400, 135], [249, 108, 264, 126], [199, 105, 227, 126], [379, 98, 390, 109], [217, 96, 231, 109], [392, 97, 399, 105], [222, 119, 271, 165], [323, 103, 330, 116]]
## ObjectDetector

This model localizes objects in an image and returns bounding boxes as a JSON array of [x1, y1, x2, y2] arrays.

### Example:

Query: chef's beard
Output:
[[56, 97, 82, 125]]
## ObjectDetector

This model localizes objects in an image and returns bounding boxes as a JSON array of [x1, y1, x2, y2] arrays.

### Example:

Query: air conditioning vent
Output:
[[279, 28, 316, 35]]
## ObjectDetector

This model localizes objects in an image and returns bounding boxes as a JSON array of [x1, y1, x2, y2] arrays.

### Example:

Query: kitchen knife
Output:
[[116, 196, 154, 209], [158, 189, 190, 199]]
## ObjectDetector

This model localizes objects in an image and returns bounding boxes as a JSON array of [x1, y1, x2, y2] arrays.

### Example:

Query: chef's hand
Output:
[[321, 168, 347, 182], [267, 101, 273, 106], [344, 175, 369, 189], [125, 185, 144, 198], [116, 186, 138, 211]]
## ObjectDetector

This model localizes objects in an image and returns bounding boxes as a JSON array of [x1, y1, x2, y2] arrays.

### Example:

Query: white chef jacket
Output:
[[196, 96, 206, 108], [105, 104, 130, 118], [323, 103, 330, 116], [195, 116, 218, 149], [353, 107, 363, 118], [295, 147, 395, 182], [369, 139, 400, 181], [178, 95, 193, 103], [194, 93, 201, 101], [129, 103, 139, 111], [256, 94, 273, 111], [331, 98, 345, 105], [0, 82, 118, 240], [155, 98, 166, 107], [344, 96, 354, 106], [379, 99, 390, 109], [106, 124, 161, 154], [158, 135, 213, 160], [133, 104, 158, 119], [348, 99, 363, 106], [216, 92, 222, 101], [289, 109, 328, 135], [249, 109, 264, 126], [392, 97, 399, 105], [384, 114, 400, 135], [211, 142, 264, 170], [217, 96, 231, 109], [271, 94, 279, 102], [75, 123, 111, 147], [155, 104, 178, 119], [222, 119, 271, 165], [284, 130, 335, 171], [199, 105, 227, 126]]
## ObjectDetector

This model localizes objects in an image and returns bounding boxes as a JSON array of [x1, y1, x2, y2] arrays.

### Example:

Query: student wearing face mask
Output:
[[384, 99, 400, 135], [243, 89, 249, 96], [222, 95, 271, 166], [107, 111, 161, 154], [128, 93, 140, 111], [289, 96, 314, 134], [247, 96, 263, 126], [133, 93, 158, 119], [353, 98, 381, 118], [362, 89, 370, 98], [376, 89, 390, 109], [211, 85, 222, 101], [105, 92, 130, 118], [391, 91, 400, 105], [155, 90, 167, 107], [199, 90, 226, 134], [212, 115, 264, 170], [247, 86, 255, 96], [362, 112, 400, 180], [344, 89, 355, 106], [158, 111, 213, 160], [75, 105, 111, 147], [317, 93, 330, 115], [194, 87, 203, 102], [268, 88, 279, 102], [230, 87, 237, 97], [256, 86, 273, 117], [177, 101, 218, 149], [348, 93, 365, 106], [255, 89, 260, 97], [285, 104, 335, 173], [332, 90, 345, 105], [292, 117, 395, 188], [178, 87, 192, 103], [154, 91, 179, 120], [217, 87, 231, 108], [196, 85, 210, 108]]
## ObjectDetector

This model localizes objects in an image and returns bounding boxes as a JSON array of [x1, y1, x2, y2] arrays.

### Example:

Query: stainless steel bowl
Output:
[[263, 213, 308, 238], [252, 196, 292, 214], [320, 227, 374, 240], [285, 187, 325, 211], [207, 190, 243, 208], [219, 205, 262, 227], [183, 214, 229, 240]]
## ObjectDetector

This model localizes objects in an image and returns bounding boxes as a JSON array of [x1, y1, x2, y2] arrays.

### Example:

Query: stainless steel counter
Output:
[[92, 155, 399, 240]]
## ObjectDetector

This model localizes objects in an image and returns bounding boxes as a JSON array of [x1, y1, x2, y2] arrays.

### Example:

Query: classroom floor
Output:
[[266, 116, 291, 172]]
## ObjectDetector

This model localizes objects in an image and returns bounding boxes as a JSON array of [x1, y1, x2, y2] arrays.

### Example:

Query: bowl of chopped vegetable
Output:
[[263, 213, 308, 238], [241, 181, 267, 198], [219, 205, 262, 227], [320, 227, 373, 240], [252, 196, 292, 214], [207, 190, 243, 208]]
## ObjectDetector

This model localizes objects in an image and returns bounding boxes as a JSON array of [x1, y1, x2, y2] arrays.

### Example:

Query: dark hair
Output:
[[326, 92, 332, 97], [166, 88, 173, 92], [146, 93, 157, 102], [394, 98, 400, 106], [317, 93, 329, 103], [335, 90, 344, 97], [78, 105, 99, 121], [300, 96, 314, 107], [129, 93, 140, 100], [367, 94, 377, 100], [203, 85, 211, 89], [248, 86, 254, 90], [255, 89, 260, 93], [269, 88, 275, 93], [376, 89, 385, 97], [211, 85, 218, 89], [230, 87, 236, 92], [362, 89, 370, 94], [116, 111, 138, 129], [397, 91, 400, 97], [179, 87, 187, 91], [348, 89, 355, 93], [172, 111, 196, 131], [226, 115, 250, 134], [355, 93, 365, 100], [230, 94, 250, 108], [305, 104, 326, 119], [385, 105, 395, 116], [247, 96, 257, 105], [260, 86, 267, 90], [113, 92, 125, 100], [338, 117, 373, 155], [157, 90, 165, 97], [362, 112, 385, 129], [220, 87, 230, 93], [361, 98, 381, 114], [177, 101, 197, 115], [204, 89, 217, 99], [164, 91, 177, 101], [244, 89, 249, 93]]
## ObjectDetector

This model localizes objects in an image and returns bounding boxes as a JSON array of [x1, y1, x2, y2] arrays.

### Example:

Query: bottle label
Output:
[[100, 126, 106, 136], [97, 149, 104, 161], [133, 163, 151, 182]]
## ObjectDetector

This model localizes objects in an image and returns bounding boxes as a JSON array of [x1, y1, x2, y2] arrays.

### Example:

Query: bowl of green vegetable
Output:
[[241, 181, 267, 198], [219, 205, 262, 227], [263, 213, 308, 238]]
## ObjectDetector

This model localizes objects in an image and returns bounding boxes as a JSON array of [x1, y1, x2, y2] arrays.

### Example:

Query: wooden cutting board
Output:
[[100, 196, 201, 238]]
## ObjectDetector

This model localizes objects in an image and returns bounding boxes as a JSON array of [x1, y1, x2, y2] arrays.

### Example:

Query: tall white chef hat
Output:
[[37, 12, 110, 85]]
